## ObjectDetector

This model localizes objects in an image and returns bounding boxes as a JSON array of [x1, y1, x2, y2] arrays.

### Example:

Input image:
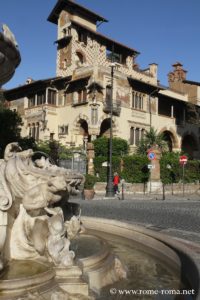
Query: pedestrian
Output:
[[113, 172, 120, 197]]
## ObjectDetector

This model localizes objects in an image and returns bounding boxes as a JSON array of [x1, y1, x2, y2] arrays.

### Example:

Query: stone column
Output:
[[148, 146, 162, 193], [150, 148, 161, 181], [87, 143, 95, 175]]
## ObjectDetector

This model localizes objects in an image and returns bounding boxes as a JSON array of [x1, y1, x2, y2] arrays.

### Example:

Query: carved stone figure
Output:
[[2, 24, 18, 47], [0, 25, 21, 85], [47, 208, 75, 266], [0, 143, 84, 270]]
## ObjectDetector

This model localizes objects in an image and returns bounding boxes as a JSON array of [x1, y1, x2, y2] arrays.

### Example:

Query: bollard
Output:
[[121, 179, 125, 200]]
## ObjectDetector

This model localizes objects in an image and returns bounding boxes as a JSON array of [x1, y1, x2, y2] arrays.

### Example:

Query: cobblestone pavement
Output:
[[71, 196, 200, 244]]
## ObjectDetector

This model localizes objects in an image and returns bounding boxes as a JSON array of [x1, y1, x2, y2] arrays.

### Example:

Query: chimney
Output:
[[168, 62, 187, 83], [149, 63, 158, 79]]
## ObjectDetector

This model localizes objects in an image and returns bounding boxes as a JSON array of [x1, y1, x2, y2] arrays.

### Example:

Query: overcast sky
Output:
[[1, 0, 200, 89]]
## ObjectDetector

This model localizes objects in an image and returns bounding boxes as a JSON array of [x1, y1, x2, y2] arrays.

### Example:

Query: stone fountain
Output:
[[0, 143, 127, 300], [0, 24, 21, 86]]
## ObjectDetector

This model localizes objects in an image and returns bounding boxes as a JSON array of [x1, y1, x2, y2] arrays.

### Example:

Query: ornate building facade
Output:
[[4, 0, 200, 158]]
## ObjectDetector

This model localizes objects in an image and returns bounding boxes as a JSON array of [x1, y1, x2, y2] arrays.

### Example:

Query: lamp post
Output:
[[106, 62, 115, 197]]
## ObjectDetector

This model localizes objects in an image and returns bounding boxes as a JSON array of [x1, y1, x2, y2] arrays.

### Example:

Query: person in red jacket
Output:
[[113, 172, 120, 196]]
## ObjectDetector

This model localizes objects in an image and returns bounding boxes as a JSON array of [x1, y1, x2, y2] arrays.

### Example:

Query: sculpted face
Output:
[[47, 176, 67, 193], [22, 175, 68, 211]]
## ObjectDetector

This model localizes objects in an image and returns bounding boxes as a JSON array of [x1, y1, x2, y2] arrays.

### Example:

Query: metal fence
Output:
[[59, 154, 86, 174]]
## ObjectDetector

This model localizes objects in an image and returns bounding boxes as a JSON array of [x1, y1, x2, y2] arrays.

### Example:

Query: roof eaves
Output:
[[128, 76, 164, 91], [47, 0, 108, 25], [4, 76, 60, 96], [183, 80, 200, 86]]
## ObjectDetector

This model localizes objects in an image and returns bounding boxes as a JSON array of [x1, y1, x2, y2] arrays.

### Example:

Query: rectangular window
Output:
[[58, 125, 68, 135], [132, 92, 143, 110], [130, 127, 134, 145], [78, 30, 87, 45], [141, 129, 145, 140], [28, 95, 35, 107], [78, 88, 87, 104], [91, 107, 98, 125], [48, 89, 57, 105], [106, 49, 126, 65], [135, 128, 140, 146], [37, 92, 45, 105], [35, 124, 39, 141], [63, 27, 71, 37], [106, 85, 112, 104]]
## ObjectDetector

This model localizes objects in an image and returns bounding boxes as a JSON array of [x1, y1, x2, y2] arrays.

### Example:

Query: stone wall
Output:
[[94, 181, 200, 196]]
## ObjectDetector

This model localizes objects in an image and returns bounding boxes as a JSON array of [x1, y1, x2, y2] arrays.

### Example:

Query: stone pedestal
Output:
[[55, 265, 89, 296], [87, 143, 95, 175]]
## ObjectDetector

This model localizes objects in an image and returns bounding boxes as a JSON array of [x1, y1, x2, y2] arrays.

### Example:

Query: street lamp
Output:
[[106, 62, 115, 197]]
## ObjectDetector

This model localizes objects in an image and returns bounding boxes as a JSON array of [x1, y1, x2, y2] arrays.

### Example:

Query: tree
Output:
[[18, 137, 37, 151], [0, 104, 23, 158], [93, 136, 129, 156], [137, 127, 168, 155], [185, 103, 200, 125]]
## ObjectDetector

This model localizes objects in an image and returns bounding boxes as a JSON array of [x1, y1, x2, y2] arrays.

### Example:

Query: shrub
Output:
[[160, 152, 200, 184], [121, 154, 149, 183], [184, 160, 200, 183], [84, 174, 98, 190], [160, 152, 181, 184]]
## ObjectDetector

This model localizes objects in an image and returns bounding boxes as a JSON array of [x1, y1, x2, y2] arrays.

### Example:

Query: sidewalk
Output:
[[92, 192, 200, 202]]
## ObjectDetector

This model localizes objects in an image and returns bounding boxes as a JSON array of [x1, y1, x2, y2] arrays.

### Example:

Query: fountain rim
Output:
[[81, 216, 200, 300]]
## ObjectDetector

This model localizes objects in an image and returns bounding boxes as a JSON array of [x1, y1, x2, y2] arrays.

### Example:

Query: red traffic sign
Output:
[[148, 151, 156, 160], [179, 155, 188, 165]]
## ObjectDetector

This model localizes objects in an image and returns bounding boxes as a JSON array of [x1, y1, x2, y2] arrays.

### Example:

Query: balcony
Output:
[[25, 105, 57, 118], [103, 99, 121, 116]]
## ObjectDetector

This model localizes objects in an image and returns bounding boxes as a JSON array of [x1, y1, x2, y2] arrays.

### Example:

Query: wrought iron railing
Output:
[[103, 99, 121, 116]]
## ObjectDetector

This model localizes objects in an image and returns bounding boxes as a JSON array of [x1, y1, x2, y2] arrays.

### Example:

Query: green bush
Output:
[[36, 140, 51, 155], [94, 156, 121, 182], [121, 154, 149, 183], [184, 160, 200, 183], [160, 152, 181, 184], [84, 174, 98, 189], [160, 152, 200, 184]]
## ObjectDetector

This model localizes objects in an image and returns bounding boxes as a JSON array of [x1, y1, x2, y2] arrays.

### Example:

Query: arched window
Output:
[[75, 51, 85, 66]]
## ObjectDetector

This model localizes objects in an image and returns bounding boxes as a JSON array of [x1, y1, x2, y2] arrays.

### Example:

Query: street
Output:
[[72, 197, 200, 244]]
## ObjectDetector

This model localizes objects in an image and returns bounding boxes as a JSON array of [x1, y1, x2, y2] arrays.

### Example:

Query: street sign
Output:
[[148, 151, 156, 160], [179, 155, 188, 165], [148, 164, 155, 169]]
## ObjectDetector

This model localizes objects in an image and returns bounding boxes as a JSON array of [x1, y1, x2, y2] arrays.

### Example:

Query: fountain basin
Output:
[[0, 260, 55, 298], [81, 216, 200, 299], [0, 217, 199, 299]]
